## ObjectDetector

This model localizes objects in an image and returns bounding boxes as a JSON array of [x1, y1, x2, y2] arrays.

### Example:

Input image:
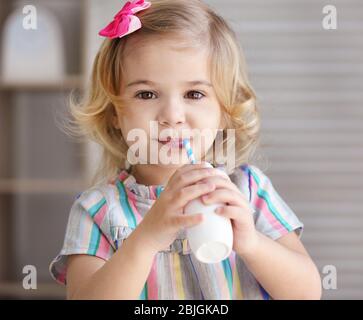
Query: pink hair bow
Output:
[[99, 0, 151, 39]]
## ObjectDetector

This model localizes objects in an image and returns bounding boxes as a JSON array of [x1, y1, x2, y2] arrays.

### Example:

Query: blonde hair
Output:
[[67, 0, 261, 186]]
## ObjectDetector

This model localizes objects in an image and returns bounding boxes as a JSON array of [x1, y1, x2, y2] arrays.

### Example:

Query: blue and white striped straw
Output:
[[182, 138, 196, 164]]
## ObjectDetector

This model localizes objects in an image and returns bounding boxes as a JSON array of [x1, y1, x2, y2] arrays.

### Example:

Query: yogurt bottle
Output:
[[184, 163, 233, 263]]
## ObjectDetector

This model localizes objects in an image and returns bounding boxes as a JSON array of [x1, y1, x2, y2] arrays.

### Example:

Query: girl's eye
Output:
[[135, 91, 156, 100], [186, 91, 205, 100], [135, 90, 205, 100]]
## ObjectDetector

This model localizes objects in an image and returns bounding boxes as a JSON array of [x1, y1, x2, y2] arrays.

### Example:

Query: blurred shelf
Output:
[[0, 75, 84, 91], [0, 178, 87, 194], [0, 281, 66, 299], [0, 0, 87, 300]]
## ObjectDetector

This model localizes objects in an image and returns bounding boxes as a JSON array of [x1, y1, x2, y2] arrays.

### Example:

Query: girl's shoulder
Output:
[[74, 181, 135, 242], [49, 182, 132, 285], [228, 163, 286, 207], [229, 164, 304, 240], [227, 163, 267, 198], [75, 182, 120, 217]]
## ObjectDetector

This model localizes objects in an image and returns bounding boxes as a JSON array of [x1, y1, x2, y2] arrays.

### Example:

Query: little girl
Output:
[[49, 0, 321, 300]]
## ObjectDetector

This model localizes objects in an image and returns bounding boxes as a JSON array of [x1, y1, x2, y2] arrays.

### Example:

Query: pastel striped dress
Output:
[[49, 164, 304, 299]]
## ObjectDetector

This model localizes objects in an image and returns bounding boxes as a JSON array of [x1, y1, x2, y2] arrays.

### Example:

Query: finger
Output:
[[196, 175, 239, 193], [202, 189, 248, 208], [169, 167, 221, 190], [215, 205, 245, 221], [173, 182, 216, 208], [172, 213, 204, 228], [165, 163, 210, 187], [200, 177, 249, 203]]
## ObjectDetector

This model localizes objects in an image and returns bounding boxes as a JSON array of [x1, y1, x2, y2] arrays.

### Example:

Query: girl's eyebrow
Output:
[[126, 80, 213, 88]]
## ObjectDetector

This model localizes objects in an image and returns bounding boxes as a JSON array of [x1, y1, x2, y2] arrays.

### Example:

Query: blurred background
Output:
[[0, 0, 362, 299]]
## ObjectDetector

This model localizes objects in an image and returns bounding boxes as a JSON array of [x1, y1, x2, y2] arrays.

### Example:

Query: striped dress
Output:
[[49, 164, 304, 299]]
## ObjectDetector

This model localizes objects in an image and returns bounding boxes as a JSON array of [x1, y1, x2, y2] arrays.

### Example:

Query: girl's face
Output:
[[114, 37, 224, 167]]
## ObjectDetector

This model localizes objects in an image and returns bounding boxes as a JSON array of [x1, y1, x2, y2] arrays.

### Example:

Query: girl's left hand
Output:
[[197, 172, 259, 257]]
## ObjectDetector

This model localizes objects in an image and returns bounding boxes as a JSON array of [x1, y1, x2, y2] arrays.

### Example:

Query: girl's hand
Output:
[[199, 171, 259, 257], [136, 163, 222, 254]]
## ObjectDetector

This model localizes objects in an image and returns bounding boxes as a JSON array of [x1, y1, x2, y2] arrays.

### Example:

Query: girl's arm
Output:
[[66, 165, 217, 300], [66, 225, 157, 300], [240, 231, 322, 300], [198, 167, 321, 300]]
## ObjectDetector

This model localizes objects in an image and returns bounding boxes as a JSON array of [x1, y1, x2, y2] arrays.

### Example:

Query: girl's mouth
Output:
[[157, 137, 187, 149]]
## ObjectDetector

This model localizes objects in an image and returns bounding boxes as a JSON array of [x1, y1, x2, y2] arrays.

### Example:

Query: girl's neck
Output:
[[130, 164, 179, 186]]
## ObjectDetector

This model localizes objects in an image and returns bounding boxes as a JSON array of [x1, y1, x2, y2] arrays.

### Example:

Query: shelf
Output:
[[0, 75, 84, 91], [0, 281, 66, 299], [0, 178, 87, 194], [0, 0, 88, 297]]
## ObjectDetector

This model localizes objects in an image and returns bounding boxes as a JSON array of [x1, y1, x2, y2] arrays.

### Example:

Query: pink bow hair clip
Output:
[[99, 0, 151, 39]]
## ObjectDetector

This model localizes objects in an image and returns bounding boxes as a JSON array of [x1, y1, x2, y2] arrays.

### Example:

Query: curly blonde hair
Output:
[[66, 0, 261, 186]]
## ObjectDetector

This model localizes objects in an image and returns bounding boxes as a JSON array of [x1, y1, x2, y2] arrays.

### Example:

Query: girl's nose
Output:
[[157, 101, 186, 127]]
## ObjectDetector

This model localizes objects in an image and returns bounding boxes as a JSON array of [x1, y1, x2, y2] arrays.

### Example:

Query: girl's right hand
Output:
[[135, 162, 221, 254]]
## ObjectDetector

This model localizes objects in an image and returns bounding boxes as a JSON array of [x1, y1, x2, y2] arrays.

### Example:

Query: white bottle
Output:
[[184, 163, 233, 263]]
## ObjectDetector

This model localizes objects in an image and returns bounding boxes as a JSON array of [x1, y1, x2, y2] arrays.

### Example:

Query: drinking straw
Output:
[[182, 138, 196, 164]]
